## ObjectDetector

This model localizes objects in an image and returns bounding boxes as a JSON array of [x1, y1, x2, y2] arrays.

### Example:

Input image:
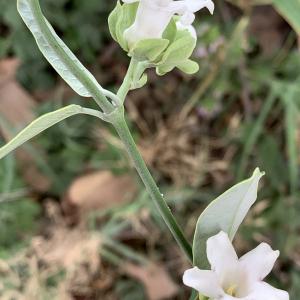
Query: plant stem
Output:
[[113, 112, 193, 262], [117, 58, 139, 103], [117, 58, 148, 103], [113, 59, 192, 261]]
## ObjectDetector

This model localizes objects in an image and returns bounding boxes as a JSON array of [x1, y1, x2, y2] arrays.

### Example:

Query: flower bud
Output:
[[108, 0, 214, 75]]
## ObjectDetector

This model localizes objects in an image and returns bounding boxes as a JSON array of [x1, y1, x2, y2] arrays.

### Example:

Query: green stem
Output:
[[117, 58, 147, 103], [112, 112, 193, 262], [117, 58, 138, 103], [114, 59, 192, 261]]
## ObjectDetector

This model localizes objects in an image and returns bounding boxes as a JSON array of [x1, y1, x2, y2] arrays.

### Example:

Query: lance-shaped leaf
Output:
[[17, 0, 102, 97], [193, 168, 264, 268], [0, 105, 98, 160]]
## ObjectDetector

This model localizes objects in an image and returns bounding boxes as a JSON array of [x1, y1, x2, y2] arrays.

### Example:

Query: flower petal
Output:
[[221, 295, 239, 300], [124, 0, 176, 45], [183, 267, 224, 298], [207, 231, 239, 277], [180, 11, 196, 25], [239, 243, 279, 281], [176, 22, 197, 39], [246, 282, 289, 300]]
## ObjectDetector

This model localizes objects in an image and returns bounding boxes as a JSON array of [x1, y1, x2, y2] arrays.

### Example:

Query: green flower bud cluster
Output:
[[108, 1, 199, 76]]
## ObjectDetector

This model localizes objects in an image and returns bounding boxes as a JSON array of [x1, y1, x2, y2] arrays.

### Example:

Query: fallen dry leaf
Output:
[[0, 58, 34, 126], [124, 262, 178, 300], [0, 58, 50, 191], [0, 58, 20, 83], [67, 170, 137, 212]]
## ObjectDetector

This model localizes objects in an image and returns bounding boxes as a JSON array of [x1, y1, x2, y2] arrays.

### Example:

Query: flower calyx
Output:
[[108, 0, 214, 76]]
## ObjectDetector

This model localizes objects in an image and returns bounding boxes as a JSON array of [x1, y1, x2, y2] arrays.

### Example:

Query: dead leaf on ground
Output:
[[66, 170, 137, 213], [124, 262, 178, 300], [0, 58, 34, 127], [0, 58, 50, 191]]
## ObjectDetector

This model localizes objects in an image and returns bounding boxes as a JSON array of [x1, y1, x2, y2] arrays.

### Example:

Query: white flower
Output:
[[122, 0, 214, 46], [183, 231, 289, 300]]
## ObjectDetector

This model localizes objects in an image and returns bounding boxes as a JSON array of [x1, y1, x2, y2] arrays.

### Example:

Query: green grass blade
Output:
[[283, 88, 299, 194], [237, 91, 277, 180]]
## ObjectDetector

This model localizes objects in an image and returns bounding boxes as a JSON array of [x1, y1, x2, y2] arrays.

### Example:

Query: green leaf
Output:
[[115, 2, 138, 51], [17, 0, 102, 97], [108, 1, 122, 42], [273, 0, 300, 35], [0, 105, 87, 160], [156, 30, 197, 75], [162, 18, 177, 44], [160, 30, 196, 65], [130, 39, 169, 61], [156, 64, 175, 76], [132, 73, 148, 89], [156, 59, 199, 76], [193, 168, 264, 269], [177, 59, 199, 74], [189, 290, 199, 300]]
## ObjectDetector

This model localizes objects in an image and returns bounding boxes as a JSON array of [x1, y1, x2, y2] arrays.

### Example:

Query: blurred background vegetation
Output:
[[0, 0, 299, 299]]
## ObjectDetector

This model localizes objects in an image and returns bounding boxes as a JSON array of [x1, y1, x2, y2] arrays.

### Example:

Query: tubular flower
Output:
[[183, 231, 289, 300], [108, 0, 215, 74], [122, 0, 214, 46]]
